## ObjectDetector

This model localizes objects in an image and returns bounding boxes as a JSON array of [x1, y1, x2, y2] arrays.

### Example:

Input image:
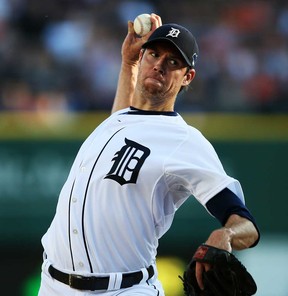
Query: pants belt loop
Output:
[[139, 267, 149, 284], [107, 273, 122, 291]]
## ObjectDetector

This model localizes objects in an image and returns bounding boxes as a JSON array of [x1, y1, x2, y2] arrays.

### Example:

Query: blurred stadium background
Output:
[[0, 0, 288, 295]]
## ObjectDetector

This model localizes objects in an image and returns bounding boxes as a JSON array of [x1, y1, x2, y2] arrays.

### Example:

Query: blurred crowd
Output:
[[0, 0, 288, 112]]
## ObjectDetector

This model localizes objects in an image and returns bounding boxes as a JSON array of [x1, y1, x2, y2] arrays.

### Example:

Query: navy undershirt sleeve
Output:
[[206, 187, 260, 247]]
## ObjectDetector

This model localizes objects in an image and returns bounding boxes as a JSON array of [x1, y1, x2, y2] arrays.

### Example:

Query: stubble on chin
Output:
[[139, 83, 167, 104]]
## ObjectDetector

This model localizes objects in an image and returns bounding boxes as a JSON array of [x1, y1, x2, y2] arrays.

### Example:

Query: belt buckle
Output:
[[69, 274, 86, 288]]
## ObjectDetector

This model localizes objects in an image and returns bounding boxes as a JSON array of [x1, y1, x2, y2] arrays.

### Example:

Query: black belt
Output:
[[48, 264, 154, 291]]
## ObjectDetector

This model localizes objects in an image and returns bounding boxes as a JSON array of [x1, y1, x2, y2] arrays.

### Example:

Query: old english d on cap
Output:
[[142, 23, 199, 67]]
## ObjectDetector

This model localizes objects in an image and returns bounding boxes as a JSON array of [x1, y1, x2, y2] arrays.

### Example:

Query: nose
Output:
[[153, 58, 165, 75]]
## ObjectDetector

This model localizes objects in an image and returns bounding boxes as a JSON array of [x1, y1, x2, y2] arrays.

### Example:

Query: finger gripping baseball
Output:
[[179, 244, 257, 296]]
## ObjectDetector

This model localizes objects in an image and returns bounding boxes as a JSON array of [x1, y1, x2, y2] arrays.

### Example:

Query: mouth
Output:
[[145, 74, 164, 86]]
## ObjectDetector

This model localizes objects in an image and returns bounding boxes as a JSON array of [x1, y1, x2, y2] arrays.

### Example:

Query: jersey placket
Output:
[[68, 160, 91, 272]]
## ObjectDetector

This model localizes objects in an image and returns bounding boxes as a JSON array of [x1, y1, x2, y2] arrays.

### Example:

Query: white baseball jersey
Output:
[[41, 107, 244, 275]]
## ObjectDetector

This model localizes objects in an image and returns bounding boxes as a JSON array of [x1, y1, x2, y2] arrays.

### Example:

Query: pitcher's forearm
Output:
[[205, 214, 259, 252], [112, 62, 138, 113], [225, 214, 259, 250]]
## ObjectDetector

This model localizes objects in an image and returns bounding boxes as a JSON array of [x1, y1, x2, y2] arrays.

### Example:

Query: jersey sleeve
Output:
[[165, 127, 244, 206]]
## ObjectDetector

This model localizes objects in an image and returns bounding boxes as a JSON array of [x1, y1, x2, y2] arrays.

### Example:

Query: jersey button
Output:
[[72, 197, 77, 203], [79, 262, 84, 267], [73, 229, 78, 234]]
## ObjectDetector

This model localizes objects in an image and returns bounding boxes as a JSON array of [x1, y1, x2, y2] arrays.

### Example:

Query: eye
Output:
[[168, 59, 179, 66]]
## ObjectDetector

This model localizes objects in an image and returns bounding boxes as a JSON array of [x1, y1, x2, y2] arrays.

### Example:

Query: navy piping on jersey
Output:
[[68, 180, 76, 271], [120, 106, 178, 116], [206, 187, 260, 247]]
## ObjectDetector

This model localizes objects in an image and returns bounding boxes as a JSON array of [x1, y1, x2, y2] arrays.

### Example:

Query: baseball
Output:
[[133, 14, 152, 37]]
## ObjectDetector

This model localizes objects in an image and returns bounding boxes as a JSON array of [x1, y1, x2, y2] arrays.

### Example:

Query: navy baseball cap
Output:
[[142, 23, 199, 67]]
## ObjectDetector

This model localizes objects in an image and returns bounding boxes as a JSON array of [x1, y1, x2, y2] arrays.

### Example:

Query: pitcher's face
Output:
[[137, 41, 195, 99]]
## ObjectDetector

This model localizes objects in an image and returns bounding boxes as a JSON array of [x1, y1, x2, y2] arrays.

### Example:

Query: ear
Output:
[[139, 48, 145, 61], [182, 68, 196, 86]]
